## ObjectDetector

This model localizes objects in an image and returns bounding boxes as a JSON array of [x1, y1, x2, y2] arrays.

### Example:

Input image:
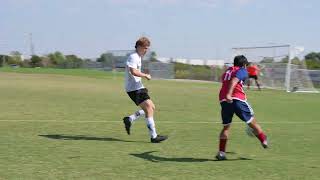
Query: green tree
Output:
[[10, 51, 22, 57], [97, 53, 114, 67], [7, 51, 23, 66], [150, 51, 158, 62], [281, 56, 301, 65], [291, 57, 301, 65], [260, 57, 274, 63], [65, 55, 83, 68], [0, 55, 9, 67], [304, 52, 320, 69], [305, 52, 320, 61], [30, 55, 43, 67], [48, 51, 67, 68], [281, 56, 289, 63]]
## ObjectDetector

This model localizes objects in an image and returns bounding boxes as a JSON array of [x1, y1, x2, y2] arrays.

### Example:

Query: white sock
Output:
[[129, 110, 145, 122], [145, 117, 157, 139]]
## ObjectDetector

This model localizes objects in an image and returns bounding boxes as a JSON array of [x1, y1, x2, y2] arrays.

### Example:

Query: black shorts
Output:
[[249, 75, 258, 80], [127, 88, 150, 106]]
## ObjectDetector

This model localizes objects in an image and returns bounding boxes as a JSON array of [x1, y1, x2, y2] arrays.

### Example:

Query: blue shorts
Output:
[[220, 100, 254, 125]]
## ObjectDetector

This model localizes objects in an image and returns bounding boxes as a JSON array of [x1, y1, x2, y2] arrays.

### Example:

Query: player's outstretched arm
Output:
[[129, 67, 151, 80]]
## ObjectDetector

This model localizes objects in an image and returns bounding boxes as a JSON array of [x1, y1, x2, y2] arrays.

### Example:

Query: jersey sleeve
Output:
[[236, 68, 248, 81], [126, 55, 138, 69]]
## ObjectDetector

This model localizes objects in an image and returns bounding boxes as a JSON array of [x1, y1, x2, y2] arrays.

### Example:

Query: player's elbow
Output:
[[129, 68, 138, 76]]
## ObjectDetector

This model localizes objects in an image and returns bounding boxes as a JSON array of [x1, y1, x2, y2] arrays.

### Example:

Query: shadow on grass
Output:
[[130, 151, 253, 163], [212, 157, 253, 162], [226, 151, 237, 154], [39, 134, 147, 143], [130, 151, 211, 163]]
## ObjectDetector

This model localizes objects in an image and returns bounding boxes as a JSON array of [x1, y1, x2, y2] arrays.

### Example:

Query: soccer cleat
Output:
[[261, 136, 268, 149], [123, 117, 131, 135], [150, 135, 168, 143], [215, 152, 227, 161]]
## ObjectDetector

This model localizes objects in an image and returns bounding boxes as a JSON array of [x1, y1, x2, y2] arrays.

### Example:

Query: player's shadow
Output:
[[212, 157, 253, 162], [130, 151, 253, 163], [130, 151, 211, 163], [39, 134, 145, 143]]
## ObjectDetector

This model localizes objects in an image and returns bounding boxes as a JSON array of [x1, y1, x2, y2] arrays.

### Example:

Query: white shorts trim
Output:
[[246, 117, 254, 124]]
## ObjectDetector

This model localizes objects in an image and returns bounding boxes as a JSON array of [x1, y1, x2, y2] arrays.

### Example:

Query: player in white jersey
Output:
[[123, 37, 168, 143]]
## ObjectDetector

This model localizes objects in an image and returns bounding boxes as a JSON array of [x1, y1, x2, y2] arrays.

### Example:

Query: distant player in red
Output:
[[216, 55, 268, 161], [246, 62, 261, 90]]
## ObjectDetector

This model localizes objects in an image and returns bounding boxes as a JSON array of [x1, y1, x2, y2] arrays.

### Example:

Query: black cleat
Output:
[[215, 152, 227, 161], [261, 136, 268, 149], [123, 117, 131, 135], [150, 135, 168, 143]]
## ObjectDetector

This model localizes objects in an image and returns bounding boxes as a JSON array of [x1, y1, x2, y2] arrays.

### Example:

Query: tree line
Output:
[[260, 52, 320, 69], [0, 51, 319, 69], [0, 51, 158, 69], [0, 51, 84, 68]]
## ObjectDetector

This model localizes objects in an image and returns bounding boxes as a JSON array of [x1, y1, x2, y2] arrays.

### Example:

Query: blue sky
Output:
[[0, 0, 319, 59]]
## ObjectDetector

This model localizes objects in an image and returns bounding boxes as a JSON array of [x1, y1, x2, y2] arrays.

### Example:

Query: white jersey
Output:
[[125, 52, 145, 92]]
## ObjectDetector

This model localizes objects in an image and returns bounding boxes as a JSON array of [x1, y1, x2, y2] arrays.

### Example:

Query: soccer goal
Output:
[[232, 44, 318, 93]]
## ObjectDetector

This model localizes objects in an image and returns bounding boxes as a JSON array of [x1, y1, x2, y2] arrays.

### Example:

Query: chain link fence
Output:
[[82, 50, 320, 89]]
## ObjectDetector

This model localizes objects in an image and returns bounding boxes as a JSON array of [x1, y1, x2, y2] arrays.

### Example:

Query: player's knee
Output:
[[146, 100, 155, 110], [145, 102, 154, 112]]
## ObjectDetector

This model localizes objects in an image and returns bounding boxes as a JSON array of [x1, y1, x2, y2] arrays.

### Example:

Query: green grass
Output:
[[0, 68, 319, 180], [0, 66, 124, 79]]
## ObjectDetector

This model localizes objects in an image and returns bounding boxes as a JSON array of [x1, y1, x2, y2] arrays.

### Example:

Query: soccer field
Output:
[[0, 68, 319, 180]]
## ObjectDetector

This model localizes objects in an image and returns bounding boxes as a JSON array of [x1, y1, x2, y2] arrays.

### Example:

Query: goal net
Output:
[[232, 45, 318, 93]]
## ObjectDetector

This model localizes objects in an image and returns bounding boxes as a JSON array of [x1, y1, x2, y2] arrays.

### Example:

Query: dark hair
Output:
[[234, 55, 248, 67], [135, 37, 151, 49]]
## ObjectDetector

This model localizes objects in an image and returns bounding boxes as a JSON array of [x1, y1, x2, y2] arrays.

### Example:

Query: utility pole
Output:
[[29, 33, 35, 56]]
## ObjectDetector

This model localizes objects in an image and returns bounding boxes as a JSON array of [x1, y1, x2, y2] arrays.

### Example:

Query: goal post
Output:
[[232, 45, 318, 93]]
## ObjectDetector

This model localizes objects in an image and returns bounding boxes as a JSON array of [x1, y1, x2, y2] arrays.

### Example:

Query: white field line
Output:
[[0, 120, 317, 124]]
